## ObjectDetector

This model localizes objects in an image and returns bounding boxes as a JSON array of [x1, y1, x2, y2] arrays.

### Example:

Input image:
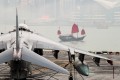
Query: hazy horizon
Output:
[[0, 0, 120, 27]]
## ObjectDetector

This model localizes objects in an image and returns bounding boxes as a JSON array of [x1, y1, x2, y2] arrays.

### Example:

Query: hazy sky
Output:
[[0, 0, 120, 26]]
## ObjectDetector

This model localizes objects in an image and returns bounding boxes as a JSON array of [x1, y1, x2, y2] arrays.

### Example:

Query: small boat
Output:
[[57, 24, 86, 42]]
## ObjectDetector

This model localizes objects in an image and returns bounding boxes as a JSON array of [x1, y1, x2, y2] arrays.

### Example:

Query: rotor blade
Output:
[[21, 47, 69, 74], [0, 48, 13, 64]]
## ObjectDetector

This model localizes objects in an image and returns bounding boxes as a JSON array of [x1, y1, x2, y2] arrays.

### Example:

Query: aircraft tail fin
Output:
[[16, 9, 19, 51]]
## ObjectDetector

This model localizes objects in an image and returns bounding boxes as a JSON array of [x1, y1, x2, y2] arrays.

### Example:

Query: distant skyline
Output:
[[0, 0, 120, 27]]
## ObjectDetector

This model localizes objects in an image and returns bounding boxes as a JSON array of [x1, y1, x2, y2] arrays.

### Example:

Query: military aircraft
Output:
[[0, 10, 113, 80]]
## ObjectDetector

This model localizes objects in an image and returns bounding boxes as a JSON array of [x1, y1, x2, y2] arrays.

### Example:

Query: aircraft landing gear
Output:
[[69, 73, 73, 80]]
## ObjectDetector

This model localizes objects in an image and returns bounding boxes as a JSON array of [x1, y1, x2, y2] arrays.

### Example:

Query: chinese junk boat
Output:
[[57, 24, 86, 42]]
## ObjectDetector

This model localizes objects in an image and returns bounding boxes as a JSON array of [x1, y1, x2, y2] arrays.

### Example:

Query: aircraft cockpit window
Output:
[[9, 24, 33, 33], [18, 24, 32, 32], [19, 27, 27, 31], [19, 27, 32, 32]]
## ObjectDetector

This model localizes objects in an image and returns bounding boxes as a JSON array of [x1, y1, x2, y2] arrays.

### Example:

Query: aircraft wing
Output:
[[0, 33, 14, 51], [31, 34, 69, 51], [74, 49, 110, 60], [30, 33, 112, 61], [0, 33, 13, 42]]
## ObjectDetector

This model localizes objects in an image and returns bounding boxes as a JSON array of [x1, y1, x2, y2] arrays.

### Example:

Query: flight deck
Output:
[[0, 51, 119, 80]]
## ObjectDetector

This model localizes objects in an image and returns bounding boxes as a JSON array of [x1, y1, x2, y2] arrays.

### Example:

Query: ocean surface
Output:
[[0, 25, 120, 52]]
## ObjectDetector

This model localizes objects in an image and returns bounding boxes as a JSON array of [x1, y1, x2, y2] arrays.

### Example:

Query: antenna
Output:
[[24, 20, 26, 24]]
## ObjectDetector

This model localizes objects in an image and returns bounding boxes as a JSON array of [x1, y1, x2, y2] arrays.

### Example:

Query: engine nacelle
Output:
[[73, 60, 89, 76], [0, 49, 5, 53], [33, 48, 43, 56]]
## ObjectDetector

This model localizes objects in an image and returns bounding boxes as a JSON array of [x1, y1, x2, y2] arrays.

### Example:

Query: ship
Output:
[[57, 23, 86, 42]]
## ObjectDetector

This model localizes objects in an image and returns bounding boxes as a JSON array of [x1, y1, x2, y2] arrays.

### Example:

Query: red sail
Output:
[[57, 30, 61, 35], [81, 29, 85, 35], [71, 24, 79, 33]]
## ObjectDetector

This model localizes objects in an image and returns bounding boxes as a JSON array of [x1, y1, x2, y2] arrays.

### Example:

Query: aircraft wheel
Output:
[[69, 75, 73, 80], [21, 78, 26, 80]]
